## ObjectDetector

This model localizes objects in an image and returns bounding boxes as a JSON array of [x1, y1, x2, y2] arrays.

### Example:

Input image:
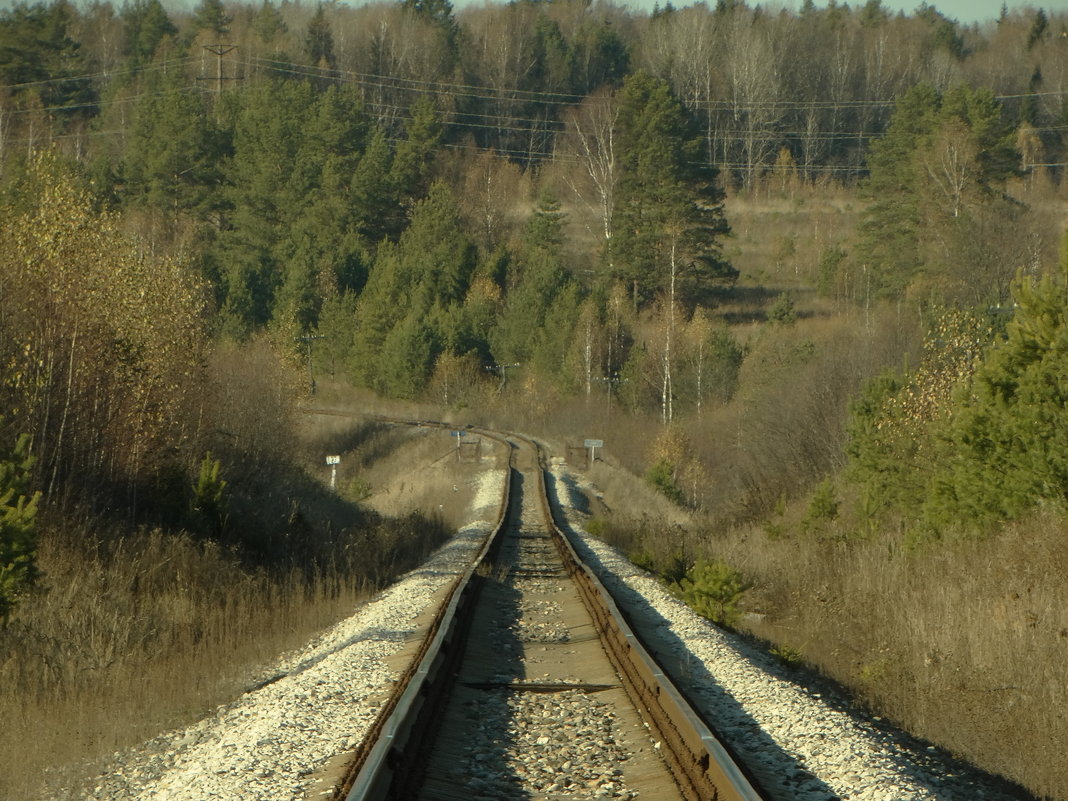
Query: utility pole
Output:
[[202, 44, 237, 120], [203, 44, 237, 95], [297, 334, 326, 394]]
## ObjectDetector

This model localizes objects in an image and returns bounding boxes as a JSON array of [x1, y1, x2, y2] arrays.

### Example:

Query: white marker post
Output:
[[326, 455, 340, 489], [583, 438, 603, 466]]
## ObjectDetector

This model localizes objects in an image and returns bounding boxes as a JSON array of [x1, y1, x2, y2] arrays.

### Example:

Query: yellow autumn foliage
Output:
[[0, 152, 209, 488]]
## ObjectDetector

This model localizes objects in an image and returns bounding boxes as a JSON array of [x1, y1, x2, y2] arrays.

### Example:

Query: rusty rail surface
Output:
[[520, 433, 764, 801], [329, 421, 514, 801], [303, 411, 765, 801]]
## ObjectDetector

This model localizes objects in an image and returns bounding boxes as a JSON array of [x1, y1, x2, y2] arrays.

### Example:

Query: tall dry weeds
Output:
[[701, 507, 1068, 800], [0, 506, 449, 799]]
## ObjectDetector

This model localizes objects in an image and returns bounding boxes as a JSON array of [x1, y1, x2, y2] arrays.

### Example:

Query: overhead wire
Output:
[[0, 56, 200, 93], [6, 50, 1068, 124], [0, 47, 1023, 123], [5, 53, 1068, 173]]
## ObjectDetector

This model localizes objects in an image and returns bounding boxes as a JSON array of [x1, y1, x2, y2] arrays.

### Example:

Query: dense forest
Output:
[[2, 0, 1066, 423], [2, 0, 1068, 798]]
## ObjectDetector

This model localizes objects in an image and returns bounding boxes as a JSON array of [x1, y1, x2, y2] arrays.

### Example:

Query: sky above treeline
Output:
[[2, 0, 1064, 28], [803, 0, 1068, 24], [606, 0, 1068, 24]]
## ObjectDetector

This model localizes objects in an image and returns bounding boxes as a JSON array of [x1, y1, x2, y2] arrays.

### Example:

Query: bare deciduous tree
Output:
[[559, 87, 619, 258]]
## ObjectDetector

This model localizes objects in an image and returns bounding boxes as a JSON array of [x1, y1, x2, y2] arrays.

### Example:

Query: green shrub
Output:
[[645, 459, 683, 504], [670, 558, 752, 628], [0, 432, 40, 622], [628, 548, 658, 575], [191, 452, 229, 537], [770, 643, 804, 669], [816, 244, 846, 298], [343, 477, 373, 503], [768, 292, 797, 325], [584, 517, 606, 537], [656, 548, 690, 585], [628, 545, 688, 585], [801, 478, 839, 534]]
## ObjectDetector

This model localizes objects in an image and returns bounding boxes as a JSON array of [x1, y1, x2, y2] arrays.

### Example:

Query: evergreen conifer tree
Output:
[[305, 4, 335, 68], [0, 430, 39, 622], [612, 71, 732, 309], [121, 0, 177, 66], [193, 0, 232, 36]]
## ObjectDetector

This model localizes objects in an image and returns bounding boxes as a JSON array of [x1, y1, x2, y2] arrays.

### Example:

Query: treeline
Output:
[[3, 0, 1068, 179], [3, 0, 1066, 495], [2, 0, 1065, 510]]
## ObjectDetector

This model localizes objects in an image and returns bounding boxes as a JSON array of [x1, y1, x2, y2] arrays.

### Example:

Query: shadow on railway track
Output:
[[544, 471, 838, 800], [544, 471, 1038, 801], [437, 480, 536, 800]]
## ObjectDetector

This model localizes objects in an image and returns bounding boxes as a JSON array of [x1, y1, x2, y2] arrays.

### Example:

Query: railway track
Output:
[[65, 410, 1030, 801], [333, 423, 765, 801]]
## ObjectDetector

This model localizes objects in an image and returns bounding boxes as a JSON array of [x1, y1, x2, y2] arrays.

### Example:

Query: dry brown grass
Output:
[[0, 525, 368, 799], [589, 490, 1066, 800], [704, 506, 1068, 800], [723, 181, 863, 300], [0, 449, 452, 800]]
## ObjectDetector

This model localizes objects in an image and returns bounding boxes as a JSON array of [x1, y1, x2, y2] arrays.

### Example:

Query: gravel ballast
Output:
[[547, 464, 1028, 801], [50, 454, 1028, 801], [57, 469, 506, 801]]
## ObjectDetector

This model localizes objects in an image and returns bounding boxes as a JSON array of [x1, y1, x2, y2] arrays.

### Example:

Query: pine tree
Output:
[[351, 243, 406, 387], [193, 0, 232, 36], [856, 83, 1014, 301], [404, 182, 478, 307], [0, 1, 94, 122], [253, 0, 287, 44], [612, 71, 732, 309], [492, 192, 574, 367], [352, 128, 400, 245], [305, 4, 335, 69], [1027, 8, 1048, 50], [377, 310, 440, 398], [391, 97, 443, 210], [0, 430, 39, 622], [214, 81, 375, 336], [611, 71, 732, 421], [854, 83, 940, 299], [350, 183, 476, 396], [214, 80, 317, 334], [938, 268, 1068, 528], [122, 70, 221, 218], [270, 85, 374, 338], [533, 284, 583, 391], [121, 0, 177, 66]]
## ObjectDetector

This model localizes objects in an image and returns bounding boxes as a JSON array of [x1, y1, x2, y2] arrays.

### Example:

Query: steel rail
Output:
[[330, 422, 514, 801], [519, 432, 765, 801], [303, 411, 766, 801]]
